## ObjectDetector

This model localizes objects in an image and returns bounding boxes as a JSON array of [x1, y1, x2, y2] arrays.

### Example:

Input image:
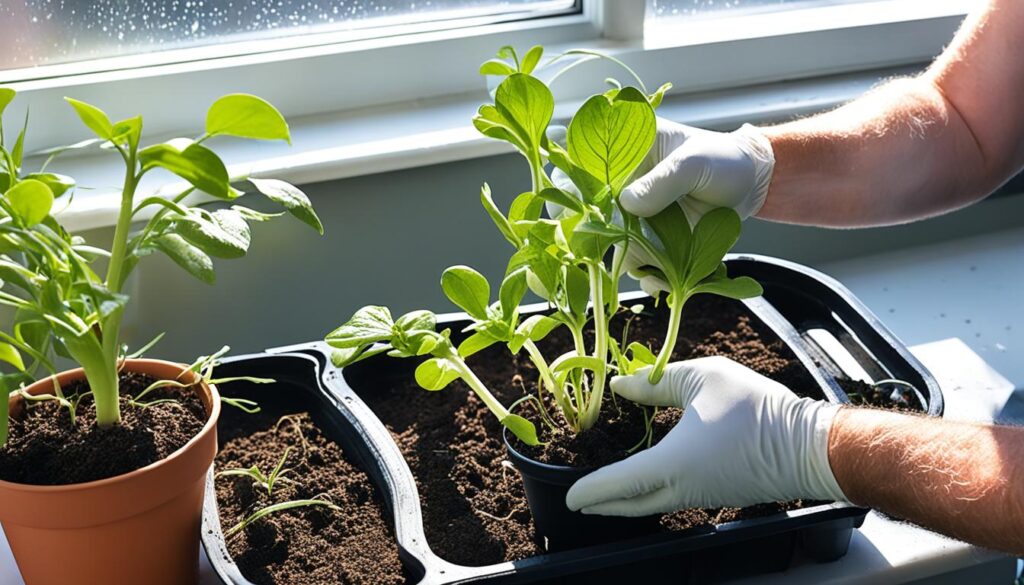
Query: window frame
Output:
[[6, 0, 972, 172]]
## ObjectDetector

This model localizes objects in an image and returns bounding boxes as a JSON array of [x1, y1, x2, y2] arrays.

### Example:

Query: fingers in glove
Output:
[[620, 152, 704, 217], [580, 486, 677, 517], [566, 448, 666, 512], [610, 358, 723, 408]]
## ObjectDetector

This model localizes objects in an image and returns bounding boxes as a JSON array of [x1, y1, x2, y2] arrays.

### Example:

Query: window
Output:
[[647, 0, 878, 20], [643, 0, 975, 49], [0, 0, 578, 73]]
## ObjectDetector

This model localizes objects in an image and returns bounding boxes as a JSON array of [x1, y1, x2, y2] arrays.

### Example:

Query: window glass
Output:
[[0, 0, 577, 71]]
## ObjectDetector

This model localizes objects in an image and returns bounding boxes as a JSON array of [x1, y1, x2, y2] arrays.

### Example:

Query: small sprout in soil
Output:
[[217, 446, 297, 498], [223, 497, 341, 541], [326, 45, 761, 448], [128, 346, 273, 409], [274, 414, 310, 452], [0, 88, 323, 447]]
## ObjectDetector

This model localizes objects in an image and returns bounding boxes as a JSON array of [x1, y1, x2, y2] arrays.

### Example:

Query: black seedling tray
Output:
[[202, 254, 942, 584]]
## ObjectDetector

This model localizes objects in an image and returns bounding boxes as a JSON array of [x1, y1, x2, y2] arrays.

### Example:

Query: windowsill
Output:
[[39, 64, 921, 233]]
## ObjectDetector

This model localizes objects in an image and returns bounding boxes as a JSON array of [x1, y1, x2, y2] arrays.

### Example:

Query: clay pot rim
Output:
[[0, 357, 221, 494]]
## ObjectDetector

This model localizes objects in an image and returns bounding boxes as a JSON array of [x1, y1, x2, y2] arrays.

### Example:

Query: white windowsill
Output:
[[37, 65, 919, 233]]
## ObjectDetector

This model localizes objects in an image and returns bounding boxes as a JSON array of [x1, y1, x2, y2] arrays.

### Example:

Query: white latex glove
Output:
[[549, 118, 774, 295], [565, 357, 847, 516]]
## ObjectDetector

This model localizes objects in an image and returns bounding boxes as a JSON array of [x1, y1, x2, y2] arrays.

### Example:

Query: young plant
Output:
[[0, 89, 323, 447], [223, 497, 341, 540], [128, 346, 272, 411], [217, 446, 297, 498], [327, 45, 761, 444], [218, 443, 340, 540]]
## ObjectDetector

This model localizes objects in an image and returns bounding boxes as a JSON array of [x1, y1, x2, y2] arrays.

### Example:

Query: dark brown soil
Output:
[[347, 295, 826, 566], [215, 411, 404, 585], [0, 372, 206, 485], [838, 377, 926, 412]]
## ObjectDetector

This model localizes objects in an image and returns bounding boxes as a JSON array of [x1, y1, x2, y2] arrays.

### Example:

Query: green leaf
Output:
[[479, 59, 517, 76], [64, 98, 113, 139], [458, 331, 499, 358], [248, 178, 323, 235], [396, 329, 443, 357], [480, 183, 520, 248], [152, 233, 216, 284], [231, 205, 284, 222], [394, 309, 436, 334], [564, 264, 590, 318], [687, 208, 742, 288], [111, 116, 143, 150], [520, 45, 543, 75], [0, 89, 15, 118], [497, 45, 518, 63], [441, 266, 491, 320], [552, 354, 606, 374], [570, 220, 625, 259], [648, 82, 673, 109], [0, 258, 41, 294], [546, 148, 607, 206], [23, 173, 75, 198], [508, 314, 560, 353], [472, 105, 527, 151], [568, 87, 656, 195], [642, 203, 691, 285], [499, 268, 528, 319], [139, 139, 231, 199], [415, 358, 462, 391], [5, 179, 54, 226], [12, 110, 28, 169], [331, 346, 366, 368], [508, 191, 544, 223], [626, 341, 657, 366], [501, 413, 541, 446], [175, 208, 251, 259], [494, 73, 554, 150], [325, 305, 395, 349], [0, 342, 24, 372], [507, 243, 559, 300], [691, 275, 763, 300], [536, 187, 585, 215], [206, 94, 290, 143]]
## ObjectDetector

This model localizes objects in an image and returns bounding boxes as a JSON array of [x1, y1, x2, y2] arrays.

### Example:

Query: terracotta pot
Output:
[[0, 358, 220, 585]]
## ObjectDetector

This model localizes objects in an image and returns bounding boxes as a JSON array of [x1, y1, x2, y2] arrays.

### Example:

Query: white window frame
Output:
[[5, 0, 971, 153], [3, 0, 975, 232]]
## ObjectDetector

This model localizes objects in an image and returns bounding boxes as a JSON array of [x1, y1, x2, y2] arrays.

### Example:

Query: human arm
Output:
[[830, 407, 1024, 554], [620, 0, 1024, 229], [566, 357, 1024, 555]]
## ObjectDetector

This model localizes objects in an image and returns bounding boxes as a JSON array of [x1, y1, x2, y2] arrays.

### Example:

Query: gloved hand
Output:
[[565, 357, 847, 516], [549, 118, 775, 295]]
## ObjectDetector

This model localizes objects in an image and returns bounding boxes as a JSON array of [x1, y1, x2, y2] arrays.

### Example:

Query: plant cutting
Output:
[[0, 88, 322, 585], [326, 45, 762, 548], [217, 446, 341, 540]]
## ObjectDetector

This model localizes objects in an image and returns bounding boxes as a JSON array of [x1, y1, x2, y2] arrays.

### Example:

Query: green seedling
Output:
[[128, 346, 274, 409], [223, 497, 341, 540], [218, 443, 339, 541], [0, 89, 322, 447], [217, 446, 297, 498], [328, 45, 761, 444]]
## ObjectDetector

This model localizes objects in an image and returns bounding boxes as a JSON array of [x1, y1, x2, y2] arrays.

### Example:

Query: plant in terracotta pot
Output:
[[0, 88, 322, 585], [325, 46, 762, 549]]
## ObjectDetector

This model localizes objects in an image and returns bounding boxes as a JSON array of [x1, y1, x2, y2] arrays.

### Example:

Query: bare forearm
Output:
[[757, 0, 1024, 227], [758, 79, 987, 227], [829, 408, 1024, 554]]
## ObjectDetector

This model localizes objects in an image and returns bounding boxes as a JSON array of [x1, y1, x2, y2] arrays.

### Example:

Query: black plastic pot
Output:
[[203, 254, 943, 584], [502, 428, 660, 551]]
